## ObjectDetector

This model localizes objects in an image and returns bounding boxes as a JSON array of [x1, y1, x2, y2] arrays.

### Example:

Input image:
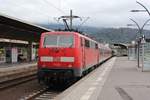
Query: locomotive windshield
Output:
[[43, 34, 74, 47]]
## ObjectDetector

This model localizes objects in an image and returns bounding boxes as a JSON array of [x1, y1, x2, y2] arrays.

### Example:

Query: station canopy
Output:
[[0, 14, 53, 42]]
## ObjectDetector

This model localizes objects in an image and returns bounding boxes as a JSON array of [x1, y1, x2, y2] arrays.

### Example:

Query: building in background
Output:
[[0, 38, 38, 63]]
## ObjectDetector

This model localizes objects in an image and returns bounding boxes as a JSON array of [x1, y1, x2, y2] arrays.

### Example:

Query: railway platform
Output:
[[0, 62, 37, 83], [56, 57, 150, 100]]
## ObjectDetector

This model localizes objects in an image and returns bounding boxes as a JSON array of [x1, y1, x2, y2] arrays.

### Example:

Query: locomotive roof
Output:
[[42, 31, 98, 43], [42, 31, 111, 50]]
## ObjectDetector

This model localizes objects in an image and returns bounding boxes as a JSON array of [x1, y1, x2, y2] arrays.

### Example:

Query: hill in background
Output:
[[40, 23, 150, 44]]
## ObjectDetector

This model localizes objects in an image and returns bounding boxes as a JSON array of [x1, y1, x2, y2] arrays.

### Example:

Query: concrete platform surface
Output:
[[98, 57, 150, 100], [55, 57, 116, 100], [55, 57, 150, 100]]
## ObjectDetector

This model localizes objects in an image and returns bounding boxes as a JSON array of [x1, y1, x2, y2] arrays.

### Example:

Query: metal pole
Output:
[[78, 17, 90, 30], [141, 19, 150, 32], [130, 18, 142, 36], [70, 10, 73, 30], [130, 18, 141, 68], [58, 10, 83, 31], [129, 18, 150, 68], [140, 19, 150, 70], [142, 42, 144, 71], [136, 1, 150, 16], [137, 40, 140, 67]]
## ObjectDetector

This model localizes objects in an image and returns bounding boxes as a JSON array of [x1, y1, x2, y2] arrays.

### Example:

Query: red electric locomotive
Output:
[[37, 31, 111, 84]]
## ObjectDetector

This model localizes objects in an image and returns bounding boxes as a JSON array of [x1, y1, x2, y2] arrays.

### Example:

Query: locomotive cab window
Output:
[[43, 34, 74, 48]]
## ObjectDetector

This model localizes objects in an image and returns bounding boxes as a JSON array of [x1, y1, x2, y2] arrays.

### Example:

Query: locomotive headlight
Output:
[[40, 56, 53, 62], [68, 64, 72, 68], [41, 64, 46, 68], [60, 57, 74, 62]]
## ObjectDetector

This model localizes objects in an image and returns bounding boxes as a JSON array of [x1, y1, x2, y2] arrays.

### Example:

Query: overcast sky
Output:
[[0, 0, 150, 28]]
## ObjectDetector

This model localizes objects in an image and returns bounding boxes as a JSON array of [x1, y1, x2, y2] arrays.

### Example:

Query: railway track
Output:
[[0, 58, 112, 100], [22, 60, 108, 100], [21, 87, 60, 100], [21, 80, 76, 100], [0, 74, 37, 90]]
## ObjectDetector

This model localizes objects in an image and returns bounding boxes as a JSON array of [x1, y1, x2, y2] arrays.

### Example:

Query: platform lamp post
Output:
[[141, 35, 146, 71], [131, 1, 150, 16], [127, 21, 141, 68], [128, 18, 150, 68]]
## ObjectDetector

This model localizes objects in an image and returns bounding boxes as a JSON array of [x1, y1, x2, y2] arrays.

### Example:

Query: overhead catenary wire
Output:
[[77, 17, 90, 30], [42, 0, 68, 25], [2, 1, 54, 23], [43, 0, 66, 14], [2, 0, 67, 25], [3, 0, 89, 30]]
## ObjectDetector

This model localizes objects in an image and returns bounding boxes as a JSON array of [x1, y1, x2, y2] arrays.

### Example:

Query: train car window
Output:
[[85, 39, 90, 48]]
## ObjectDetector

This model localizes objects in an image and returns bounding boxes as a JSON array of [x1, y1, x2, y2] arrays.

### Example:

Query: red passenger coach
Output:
[[37, 31, 111, 84]]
